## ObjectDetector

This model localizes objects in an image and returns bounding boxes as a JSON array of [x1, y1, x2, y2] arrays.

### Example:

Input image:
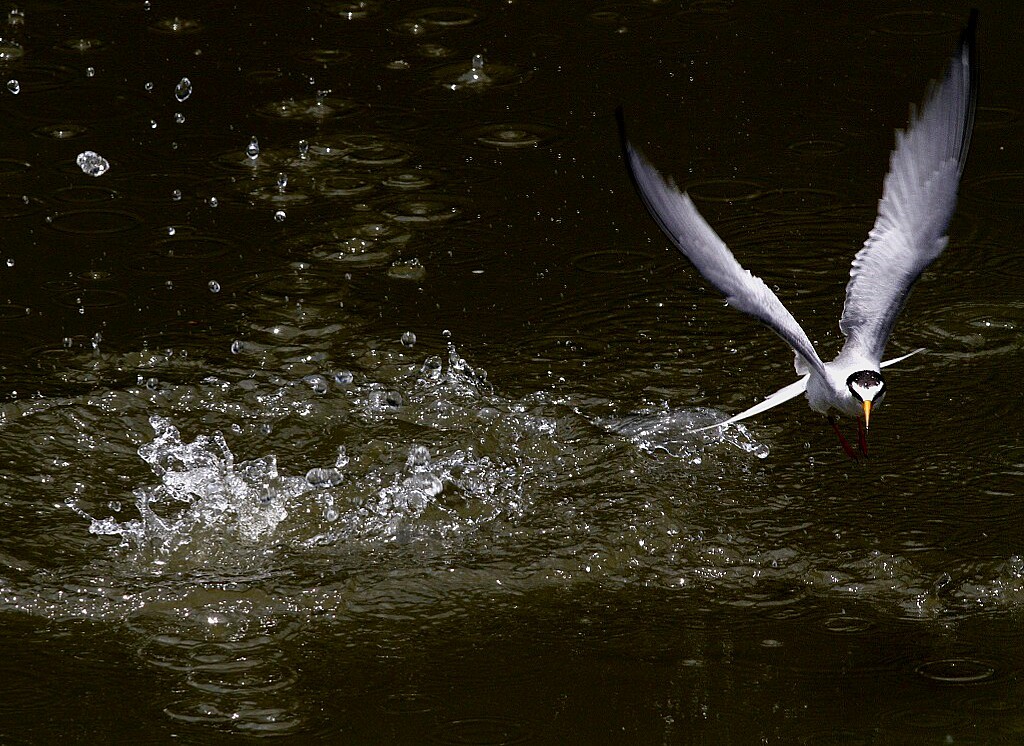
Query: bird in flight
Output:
[[619, 11, 978, 458]]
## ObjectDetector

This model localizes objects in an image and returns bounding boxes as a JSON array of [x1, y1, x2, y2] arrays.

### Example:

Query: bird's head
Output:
[[846, 370, 886, 429]]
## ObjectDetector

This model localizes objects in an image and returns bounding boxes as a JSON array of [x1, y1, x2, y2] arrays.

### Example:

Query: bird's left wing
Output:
[[839, 11, 978, 362], [619, 118, 829, 381]]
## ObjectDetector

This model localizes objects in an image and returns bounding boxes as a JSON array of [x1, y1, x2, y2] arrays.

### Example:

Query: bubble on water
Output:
[[303, 374, 329, 395], [166, 226, 176, 236], [174, 76, 192, 102], [230, 340, 244, 354], [174, 112, 185, 124], [0, 40, 23, 63], [171, 189, 182, 201], [76, 150, 110, 177], [207, 196, 218, 208], [85, 66, 95, 78], [274, 209, 286, 222], [305, 467, 343, 487], [108, 500, 121, 513], [6, 79, 19, 95], [387, 257, 425, 282], [332, 370, 353, 386], [246, 136, 260, 161], [207, 280, 220, 293], [276, 172, 288, 191], [145, 377, 159, 390], [144, 81, 154, 92], [400, 330, 416, 347]]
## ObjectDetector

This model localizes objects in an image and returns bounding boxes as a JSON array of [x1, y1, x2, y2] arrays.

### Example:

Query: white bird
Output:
[[619, 11, 978, 458]]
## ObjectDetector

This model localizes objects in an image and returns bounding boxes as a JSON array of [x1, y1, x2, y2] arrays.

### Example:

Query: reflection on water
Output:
[[0, 0, 1021, 741]]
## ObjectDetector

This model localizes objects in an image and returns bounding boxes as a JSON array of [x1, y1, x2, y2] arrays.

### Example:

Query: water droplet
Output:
[[5, 258, 13, 268], [305, 467, 343, 487], [62, 336, 72, 348], [230, 340, 244, 354], [246, 136, 260, 160], [274, 209, 286, 222], [144, 81, 154, 92], [145, 377, 159, 390], [6, 79, 19, 95], [400, 330, 416, 347], [303, 374, 328, 395], [174, 112, 185, 124], [207, 280, 220, 293], [85, 66, 95, 78], [171, 188, 182, 201], [334, 445, 349, 469], [108, 500, 121, 512], [442, 329, 452, 339], [332, 370, 353, 386], [149, 119, 158, 129], [298, 139, 309, 159], [75, 150, 110, 177], [174, 76, 192, 102], [166, 226, 176, 235], [276, 172, 288, 191], [206, 196, 218, 208]]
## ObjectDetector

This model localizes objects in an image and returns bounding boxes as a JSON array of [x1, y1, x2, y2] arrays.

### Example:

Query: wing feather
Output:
[[619, 120, 828, 381], [839, 11, 978, 361]]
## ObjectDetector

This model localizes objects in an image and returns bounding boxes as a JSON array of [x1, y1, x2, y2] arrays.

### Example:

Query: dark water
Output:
[[0, 1, 1022, 741]]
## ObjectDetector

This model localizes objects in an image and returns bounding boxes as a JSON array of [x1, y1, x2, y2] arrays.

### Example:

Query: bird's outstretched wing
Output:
[[618, 115, 828, 381], [839, 11, 978, 362]]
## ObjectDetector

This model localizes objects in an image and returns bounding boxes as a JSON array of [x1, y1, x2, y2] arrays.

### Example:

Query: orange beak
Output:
[[862, 399, 872, 430]]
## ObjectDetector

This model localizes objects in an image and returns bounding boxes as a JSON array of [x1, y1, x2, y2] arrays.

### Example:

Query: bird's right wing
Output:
[[619, 117, 829, 381], [839, 11, 978, 362]]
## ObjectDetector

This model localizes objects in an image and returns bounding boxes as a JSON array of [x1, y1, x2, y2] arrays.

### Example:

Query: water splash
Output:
[[88, 416, 299, 557]]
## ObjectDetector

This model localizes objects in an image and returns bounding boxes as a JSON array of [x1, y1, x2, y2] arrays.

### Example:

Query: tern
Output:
[[618, 11, 978, 458]]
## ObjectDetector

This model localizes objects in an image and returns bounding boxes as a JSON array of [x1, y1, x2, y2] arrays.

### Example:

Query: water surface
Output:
[[0, 1, 1022, 741]]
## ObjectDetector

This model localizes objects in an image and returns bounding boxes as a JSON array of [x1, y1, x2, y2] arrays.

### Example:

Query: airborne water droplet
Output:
[[174, 76, 192, 102], [75, 150, 110, 177], [6, 79, 19, 95], [400, 331, 416, 347], [274, 209, 286, 222]]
